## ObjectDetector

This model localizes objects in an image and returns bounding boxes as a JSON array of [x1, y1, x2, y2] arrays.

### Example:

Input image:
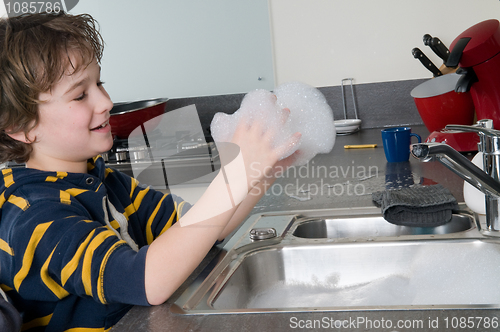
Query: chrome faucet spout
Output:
[[411, 120, 500, 231], [411, 143, 500, 197]]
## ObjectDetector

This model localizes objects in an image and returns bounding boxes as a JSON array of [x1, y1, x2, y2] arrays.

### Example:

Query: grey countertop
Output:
[[112, 126, 499, 332]]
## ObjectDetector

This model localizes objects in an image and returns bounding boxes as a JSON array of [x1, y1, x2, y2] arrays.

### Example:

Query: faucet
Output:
[[411, 119, 500, 231]]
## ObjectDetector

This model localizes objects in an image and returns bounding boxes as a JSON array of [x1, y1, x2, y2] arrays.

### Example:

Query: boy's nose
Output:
[[96, 87, 113, 114]]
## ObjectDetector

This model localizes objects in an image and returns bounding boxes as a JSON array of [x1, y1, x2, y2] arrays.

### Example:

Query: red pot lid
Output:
[[449, 19, 500, 67]]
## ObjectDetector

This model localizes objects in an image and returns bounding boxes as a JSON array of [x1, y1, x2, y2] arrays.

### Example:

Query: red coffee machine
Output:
[[447, 19, 500, 129]]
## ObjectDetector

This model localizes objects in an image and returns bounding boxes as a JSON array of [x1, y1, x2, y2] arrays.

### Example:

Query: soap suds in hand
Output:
[[210, 82, 336, 166]]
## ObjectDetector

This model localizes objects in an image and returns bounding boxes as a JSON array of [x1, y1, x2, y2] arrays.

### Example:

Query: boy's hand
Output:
[[230, 101, 301, 190]]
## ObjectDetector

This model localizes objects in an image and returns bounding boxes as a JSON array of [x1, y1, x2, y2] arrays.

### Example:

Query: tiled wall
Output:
[[164, 78, 427, 139]]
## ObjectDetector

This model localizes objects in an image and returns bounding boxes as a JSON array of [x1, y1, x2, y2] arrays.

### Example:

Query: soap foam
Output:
[[210, 82, 336, 166], [274, 82, 336, 165], [211, 89, 297, 160]]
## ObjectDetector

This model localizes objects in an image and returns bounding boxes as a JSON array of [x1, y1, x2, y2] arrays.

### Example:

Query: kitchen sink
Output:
[[291, 214, 474, 239], [171, 206, 500, 314], [212, 239, 500, 310]]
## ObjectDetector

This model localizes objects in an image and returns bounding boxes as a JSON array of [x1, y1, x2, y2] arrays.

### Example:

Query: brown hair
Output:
[[0, 12, 104, 163]]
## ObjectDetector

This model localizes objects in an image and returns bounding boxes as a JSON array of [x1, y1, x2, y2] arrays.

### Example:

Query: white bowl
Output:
[[334, 119, 361, 134], [334, 119, 361, 127]]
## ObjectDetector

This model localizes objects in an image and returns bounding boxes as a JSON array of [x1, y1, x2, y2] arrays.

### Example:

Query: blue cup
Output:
[[381, 127, 421, 162]]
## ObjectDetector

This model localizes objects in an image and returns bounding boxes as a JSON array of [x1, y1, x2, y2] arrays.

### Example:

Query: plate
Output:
[[336, 125, 360, 134], [334, 119, 361, 135], [334, 119, 361, 127]]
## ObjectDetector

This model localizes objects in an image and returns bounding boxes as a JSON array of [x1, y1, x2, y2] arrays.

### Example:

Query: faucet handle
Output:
[[445, 119, 496, 135], [445, 119, 500, 153]]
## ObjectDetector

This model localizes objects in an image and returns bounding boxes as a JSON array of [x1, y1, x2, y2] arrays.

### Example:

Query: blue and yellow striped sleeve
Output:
[[107, 170, 191, 245], [3, 200, 149, 308]]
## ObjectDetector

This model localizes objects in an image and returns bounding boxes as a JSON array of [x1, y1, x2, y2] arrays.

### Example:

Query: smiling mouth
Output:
[[90, 120, 109, 131]]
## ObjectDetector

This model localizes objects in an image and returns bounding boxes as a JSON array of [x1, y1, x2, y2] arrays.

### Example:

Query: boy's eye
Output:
[[74, 92, 86, 101], [73, 82, 105, 101]]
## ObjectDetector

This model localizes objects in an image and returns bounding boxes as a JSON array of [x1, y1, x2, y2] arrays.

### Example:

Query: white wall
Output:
[[1, 1, 499, 101], [1, 1, 275, 102], [72, 0, 275, 102], [269, 0, 500, 87]]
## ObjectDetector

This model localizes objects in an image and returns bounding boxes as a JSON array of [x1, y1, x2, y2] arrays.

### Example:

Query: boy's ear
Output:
[[5, 130, 33, 144]]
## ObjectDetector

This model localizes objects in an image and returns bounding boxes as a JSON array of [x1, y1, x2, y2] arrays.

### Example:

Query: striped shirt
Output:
[[0, 156, 189, 331]]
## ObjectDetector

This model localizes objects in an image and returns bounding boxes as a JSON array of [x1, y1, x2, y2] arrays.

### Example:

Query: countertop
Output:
[[112, 126, 499, 332]]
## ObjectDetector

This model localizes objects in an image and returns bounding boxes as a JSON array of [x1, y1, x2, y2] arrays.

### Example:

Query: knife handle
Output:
[[430, 37, 450, 62], [423, 34, 450, 62], [412, 48, 443, 77], [423, 34, 433, 46]]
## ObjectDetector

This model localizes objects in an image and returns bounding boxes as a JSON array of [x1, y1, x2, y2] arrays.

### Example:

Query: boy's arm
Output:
[[144, 170, 240, 305], [216, 177, 273, 241], [217, 150, 300, 241], [144, 110, 301, 305]]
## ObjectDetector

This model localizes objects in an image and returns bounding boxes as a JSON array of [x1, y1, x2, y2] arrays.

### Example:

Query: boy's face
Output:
[[26, 58, 114, 172]]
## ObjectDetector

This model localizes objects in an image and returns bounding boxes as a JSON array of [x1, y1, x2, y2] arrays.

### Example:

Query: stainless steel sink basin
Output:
[[291, 214, 473, 239], [211, 239, 500, 311], [171, 206, 500, 314]]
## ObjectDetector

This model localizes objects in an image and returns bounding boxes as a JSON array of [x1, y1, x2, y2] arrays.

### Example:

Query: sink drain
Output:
[[249, 228, 277, 241]]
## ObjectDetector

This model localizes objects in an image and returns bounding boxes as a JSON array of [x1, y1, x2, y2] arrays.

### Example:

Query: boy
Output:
[[0, 12, 300, 331]]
